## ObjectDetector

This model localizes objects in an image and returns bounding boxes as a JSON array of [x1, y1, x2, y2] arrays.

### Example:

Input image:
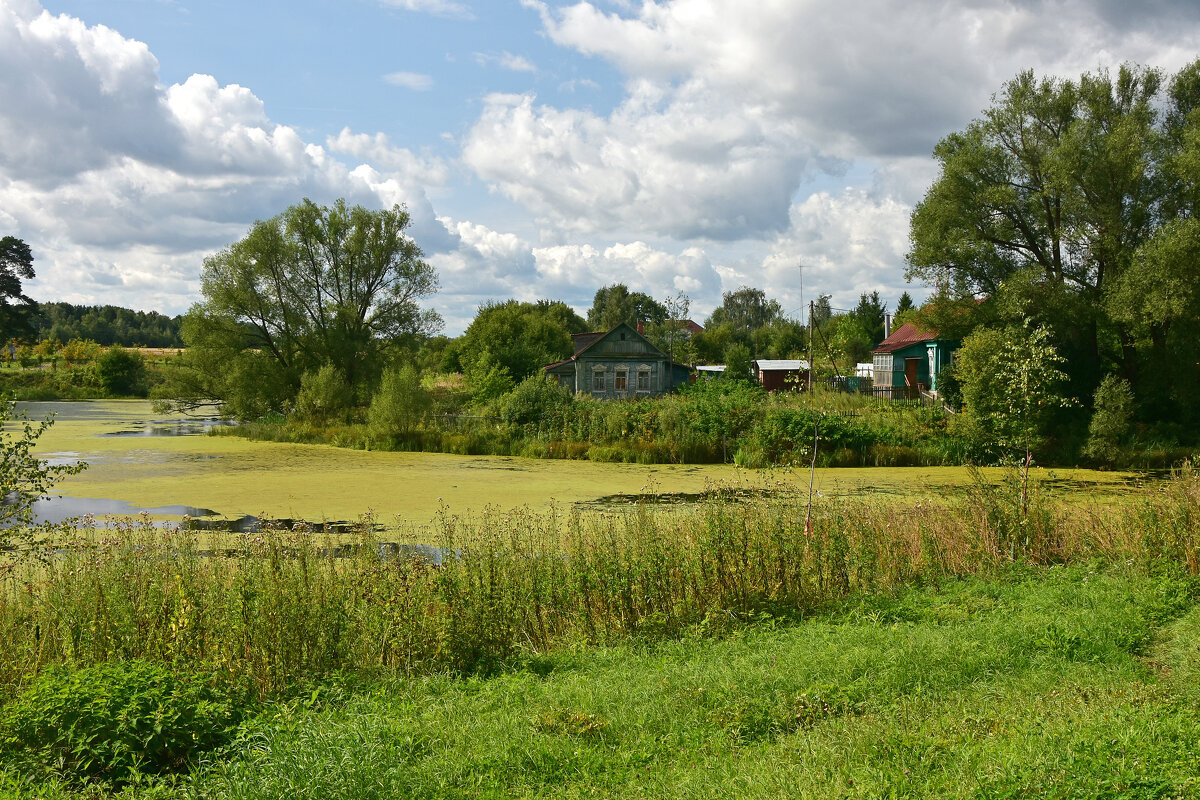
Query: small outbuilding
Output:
[[753, 359, 810, 392], [543, 323, 692, 398]]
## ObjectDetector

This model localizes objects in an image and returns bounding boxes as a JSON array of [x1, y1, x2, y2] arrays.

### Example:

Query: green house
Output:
[[543, 323, 692, 398], [870, 322, 956, 400]]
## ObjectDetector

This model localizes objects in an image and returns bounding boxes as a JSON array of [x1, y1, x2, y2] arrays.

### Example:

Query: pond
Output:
[[20, 401, 1147, 531]]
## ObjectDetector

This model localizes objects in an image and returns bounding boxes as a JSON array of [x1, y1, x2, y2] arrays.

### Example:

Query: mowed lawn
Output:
[[133, 566, 1200, 799]]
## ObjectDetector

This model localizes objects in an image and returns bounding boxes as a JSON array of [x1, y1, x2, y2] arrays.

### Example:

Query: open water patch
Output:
[[102, 417, 234, 437]]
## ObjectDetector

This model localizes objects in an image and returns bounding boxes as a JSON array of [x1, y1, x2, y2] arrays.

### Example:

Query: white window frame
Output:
[[591, 366, 606, 393]]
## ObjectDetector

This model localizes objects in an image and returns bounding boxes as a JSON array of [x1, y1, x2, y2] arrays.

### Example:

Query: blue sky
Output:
[[3, 0, 1199, 333]]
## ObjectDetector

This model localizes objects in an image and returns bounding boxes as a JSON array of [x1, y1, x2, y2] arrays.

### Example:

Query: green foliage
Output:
[[722, 342, 752, 382], [586, 284, 666, 331], [907, 60, 1200, 442], [465, 348, 515, 404], [94, 346, 147, 396], [0, 400, 85, 560], [706, 286, 783, 333], [161, 198, 439, 418], [500, 374, 573, 429], [0, 661, 243, 785], [458, 300, 575, 382], [58, 338, 101, 363], [368, 363, 431, 439], [293, 364, 353, 422], [954, 323, 1071, 460], [0, 236, 37, 342], [34, 302, 183, 348], [1084, 375, 1135, 463]]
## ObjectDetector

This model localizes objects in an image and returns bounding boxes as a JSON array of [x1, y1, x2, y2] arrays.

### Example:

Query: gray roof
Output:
[[753, 359, 809, 371]]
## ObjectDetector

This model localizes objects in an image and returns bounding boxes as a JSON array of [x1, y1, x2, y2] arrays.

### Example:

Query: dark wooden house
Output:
[[543, 323, 692, 398]]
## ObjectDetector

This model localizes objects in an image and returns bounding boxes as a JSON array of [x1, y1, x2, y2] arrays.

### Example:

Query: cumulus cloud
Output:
[[463, 85, 813, 241], [428, 215, 726, 332], [469, 0, 1200, 253], [0, 1, 457, 314]]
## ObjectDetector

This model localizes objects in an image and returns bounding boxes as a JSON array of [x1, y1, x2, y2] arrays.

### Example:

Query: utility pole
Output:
[[807, 299, 814, 394]]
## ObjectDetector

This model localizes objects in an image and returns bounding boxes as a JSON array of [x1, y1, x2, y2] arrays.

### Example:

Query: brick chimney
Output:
[[637, 320, 644, 335]]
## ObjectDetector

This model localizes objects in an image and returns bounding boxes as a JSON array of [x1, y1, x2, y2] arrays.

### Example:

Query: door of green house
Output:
[[904, 358, 920, 399]]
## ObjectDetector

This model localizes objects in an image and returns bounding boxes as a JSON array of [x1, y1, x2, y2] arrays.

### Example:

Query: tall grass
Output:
[[1, 466, 1198, 702]]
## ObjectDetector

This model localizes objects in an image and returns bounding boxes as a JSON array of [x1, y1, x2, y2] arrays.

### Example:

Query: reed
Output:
[[1, 466, 1197, 703]]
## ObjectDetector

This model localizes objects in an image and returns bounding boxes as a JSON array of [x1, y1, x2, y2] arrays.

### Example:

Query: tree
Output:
[[0, 236, 38, 341], [906, 61, 1200, 431], [457, 300, 575, 383], [160, 199, 439, 416], [0, 401, 86, 570], [586, 284, 667, 331], [368, 363, 432, 439], [851, 291, 887, 346], [706, 287, 783, 339], [643, 292, 695, 364]]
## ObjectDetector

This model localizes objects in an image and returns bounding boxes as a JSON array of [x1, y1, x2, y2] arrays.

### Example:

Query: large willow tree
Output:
[[907, 60, 1200, 425], [161, 199, 440, 417]]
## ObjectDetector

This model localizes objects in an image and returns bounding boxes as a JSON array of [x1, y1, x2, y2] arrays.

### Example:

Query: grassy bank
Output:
[[1, 467, 1198, 795]]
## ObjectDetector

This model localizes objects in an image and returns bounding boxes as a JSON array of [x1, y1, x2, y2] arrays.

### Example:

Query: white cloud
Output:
[[467, 0, 1200, 252], [0, 1, 457, 314], [325, 128, 449, 184], [474, 50, 537, 73], [383, 71, 434, 91], [378, 0, 474, 19]]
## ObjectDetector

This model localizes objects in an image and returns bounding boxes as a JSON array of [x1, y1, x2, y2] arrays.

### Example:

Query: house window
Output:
[[637, 368, 651, 391], [615, 368, 628, 391], [592, 367, 606, 393]]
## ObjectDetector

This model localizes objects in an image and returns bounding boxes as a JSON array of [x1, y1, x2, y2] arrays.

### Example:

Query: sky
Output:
[[2, 0, 1199, 334]]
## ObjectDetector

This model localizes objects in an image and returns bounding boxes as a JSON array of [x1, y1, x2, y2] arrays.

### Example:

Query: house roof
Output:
[[753, 359, 809, 371], [696, 365, 726, 372], [571, 331, 605, 354], [871, 321, 940, 354], [545, 323, 690, 372]]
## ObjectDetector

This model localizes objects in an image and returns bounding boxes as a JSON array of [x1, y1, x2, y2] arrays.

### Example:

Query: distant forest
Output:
[[33, 302, 184, 348]]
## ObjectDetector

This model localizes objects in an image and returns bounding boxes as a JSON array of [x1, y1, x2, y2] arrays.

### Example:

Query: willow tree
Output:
[[907, 60, 1200, 428], [160, 199, 440, 417]]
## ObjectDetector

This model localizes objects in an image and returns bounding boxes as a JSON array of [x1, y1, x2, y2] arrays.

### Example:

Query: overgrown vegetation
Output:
[[1, 466, 1199, 794]]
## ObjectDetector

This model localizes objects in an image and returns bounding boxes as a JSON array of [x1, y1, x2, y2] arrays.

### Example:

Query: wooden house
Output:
[[870, 322, 955, 399], [543, 323, 692, 398]]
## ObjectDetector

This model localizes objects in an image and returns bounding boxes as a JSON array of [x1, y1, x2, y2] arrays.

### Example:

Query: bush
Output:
[[1084, 375, 1134, 464], [294, 363, 353, 422], [500, 374, 573, 430], [368, 363, 431, 438], [0, 662, 244, 785], [95, 346, 147, 396]]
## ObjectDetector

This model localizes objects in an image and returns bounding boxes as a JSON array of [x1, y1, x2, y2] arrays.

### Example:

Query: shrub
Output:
[[1084, 375, 1134, 465], [58, 338, 103, 363], [368, 363, 431, 438], [0, 662, 243, 785], [94, 346, 147, 396], [294, 363, 352, 422], [501, 374, 573, 430]]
